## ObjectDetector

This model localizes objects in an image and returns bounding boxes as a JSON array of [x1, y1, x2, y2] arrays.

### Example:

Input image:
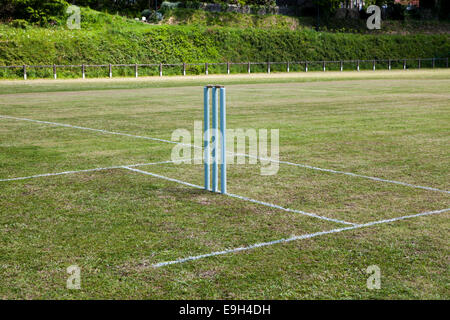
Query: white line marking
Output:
[[0, 159, 199, 182], [225, 192, 355, 225], [1, 114, 447, 194], [0, 115, 177, 145], [152, 208, 450, 267], [2, 116, 448, 266], [122, 166, 356, 226], [250, 155, 450, 194], [0, 167, 122, 182], [0, 159, 355, 225], [123, 166, 204, 190]]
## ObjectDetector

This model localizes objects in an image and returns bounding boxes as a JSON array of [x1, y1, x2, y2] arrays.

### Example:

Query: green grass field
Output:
[[0, 70, 448, 299]]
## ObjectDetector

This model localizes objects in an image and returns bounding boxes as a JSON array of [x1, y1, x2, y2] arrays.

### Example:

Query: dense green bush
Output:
[[0, 5, 448, 79], [0, 0, 69, 25], [9, 19, 30, 29], [0, 23, 448, 69], [69, 0, 279, 17]]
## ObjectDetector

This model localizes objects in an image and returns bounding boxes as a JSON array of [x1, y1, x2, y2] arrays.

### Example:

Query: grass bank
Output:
[[0, 8, 448, 79]]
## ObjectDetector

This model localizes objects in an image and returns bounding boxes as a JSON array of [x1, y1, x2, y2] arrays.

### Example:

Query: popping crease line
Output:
[[0, 114, 178, 145], [122, 166, 356, 226], [1, 114, 448, 194], [0, 159, 202, 182], [248, 154, 450, 194], [152, 207, 450, 267]]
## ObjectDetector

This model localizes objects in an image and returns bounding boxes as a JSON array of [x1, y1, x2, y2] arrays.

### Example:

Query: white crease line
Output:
[[0, 114, 178, 145], [152, 208, 450, 267], [0, 167, 123, 182], [123, 166, 204, 190], [225, 192, 355, 225], [0, 159, 199, 182], [122, 166, 356, 226], [249, 155, 450, 194], [1, 114, 448, 194]]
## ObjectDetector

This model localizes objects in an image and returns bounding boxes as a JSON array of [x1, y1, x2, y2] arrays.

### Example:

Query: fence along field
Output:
[[0, 57, 448, 80]]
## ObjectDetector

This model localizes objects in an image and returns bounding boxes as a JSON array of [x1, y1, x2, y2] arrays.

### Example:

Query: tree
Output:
[[421, 0, 438, 9], [437, 0, 450, 19], [312, 0, 341, 27]]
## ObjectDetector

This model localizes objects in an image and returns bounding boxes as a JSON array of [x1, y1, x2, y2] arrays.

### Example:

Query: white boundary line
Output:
[[1, 114, 448, 194], [0, 159, 198, 182], [123, 166, 356, 226], [152, 207, 450, 267]]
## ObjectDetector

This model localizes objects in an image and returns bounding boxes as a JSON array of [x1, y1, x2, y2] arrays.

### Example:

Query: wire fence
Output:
[[0, 57, 448, 80]]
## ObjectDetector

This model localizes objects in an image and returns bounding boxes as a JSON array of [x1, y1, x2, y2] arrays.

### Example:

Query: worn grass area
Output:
[[0, 70, 448, 299]]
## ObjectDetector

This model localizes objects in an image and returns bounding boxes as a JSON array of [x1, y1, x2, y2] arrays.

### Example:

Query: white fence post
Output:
[[2, 57, 441, 80]]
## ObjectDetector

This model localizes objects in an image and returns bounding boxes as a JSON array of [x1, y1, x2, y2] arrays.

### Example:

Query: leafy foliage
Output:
[[0, 0, 69, 25], [0, 18, 448, 69], [0, 5, 448, 79]]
